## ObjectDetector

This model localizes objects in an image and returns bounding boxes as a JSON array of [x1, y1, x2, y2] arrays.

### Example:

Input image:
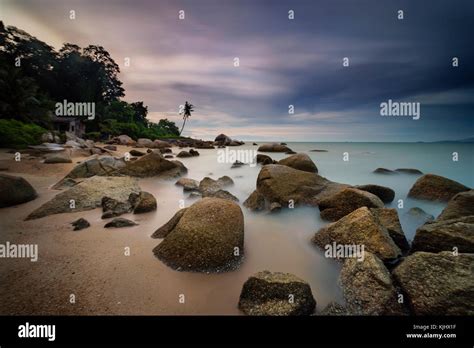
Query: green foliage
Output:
[[0, 119, 46, 148]]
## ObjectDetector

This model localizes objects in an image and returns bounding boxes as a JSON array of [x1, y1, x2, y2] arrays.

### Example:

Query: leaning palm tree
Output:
[[179, 101, 194, 135]]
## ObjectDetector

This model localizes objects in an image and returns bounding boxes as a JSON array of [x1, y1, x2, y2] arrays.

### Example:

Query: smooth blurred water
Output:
[[140, 142, 472, 312]]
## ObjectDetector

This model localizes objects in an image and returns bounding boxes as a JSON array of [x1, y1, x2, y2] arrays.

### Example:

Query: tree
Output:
[[179, 101, 194, 135]]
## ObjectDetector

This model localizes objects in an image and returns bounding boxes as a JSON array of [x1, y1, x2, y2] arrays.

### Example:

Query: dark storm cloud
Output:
[[2, 0, 474, 140]]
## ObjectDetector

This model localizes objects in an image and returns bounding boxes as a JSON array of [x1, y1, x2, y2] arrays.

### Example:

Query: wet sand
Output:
[[0, 145, 343, 315]]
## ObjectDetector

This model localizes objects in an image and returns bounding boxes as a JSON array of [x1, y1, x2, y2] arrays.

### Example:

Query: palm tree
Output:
[[179, 101, 194, 135]]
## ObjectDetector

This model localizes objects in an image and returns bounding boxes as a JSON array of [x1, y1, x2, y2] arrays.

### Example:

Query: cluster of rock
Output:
[[175, 175, 238, 201]]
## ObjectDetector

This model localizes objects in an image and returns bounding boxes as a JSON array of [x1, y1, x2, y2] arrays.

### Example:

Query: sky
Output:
[[1, 0, 474, 141]]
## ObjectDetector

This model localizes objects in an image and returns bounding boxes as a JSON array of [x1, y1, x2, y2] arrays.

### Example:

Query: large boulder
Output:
[[408, 174, 470, 202], [153, 139, 172, 148], [370, 208, 409, 251], [104, 217, 138, 228], [198, 176, 234, 194], [238, 271, 316, 316], [277, 153, 318, 173], [254, 164, 348, 209], [116, 152, 187, 178], [411, 216, 474, 253], [0, 174, 38, 208], [202, 189, 239, 202], [26, 176, 140, 220], [44, 152, 72, 164], [177, 150, 192, 158], [243, 190, 266, 211], [101, 194, 138, 219], [153, 198, 244, 272], [175, 178, 200, 191], [393, 252, 474, 315], [256, 154, 274, 165], [137, 138, 154, 148], [437, 190, 474, 221], [312, 207, 402, 262], [137, 193, 159, 215], [152, 208, 188, 238], [340, 252, 406, 315], [116, 135, 136, 146], [62, 156, 126, 179], [257, 143, 293, 153], [318, 188, 384, 221], [214, 133, 232, 145], [355, 184, 395, 203]]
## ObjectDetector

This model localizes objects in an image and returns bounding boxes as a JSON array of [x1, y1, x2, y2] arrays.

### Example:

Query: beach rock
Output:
[[408, 174, 470, 202], [65, 140, 81, 148], [253, 143, 258, 146], [116, 135, 136, 146], [258, 143, 293, 153], [393, 251, 474, 315], [104, 217, 138, 228], [153, 140, 172, 148], [319, 302, 349, 316], [133, 191, 157, 214], [153, 198, 244, 272], [198, 176, 234, 194], [255, 165, 348, 208], [0, 174, 38, 208], [310, 149, 328, 152], [103, 145, 117, 151], [318, 188, 384, 221], [152, 208, 188, 238], [175, 178, 200, 191], [202, 189, 239, 202], [160, 148, 172, 154], [355, 184, 395, 203], [370, 208, 409, 251], [71, 218, 90, 231], [406, 207, 434, 223], [238, 271, 316, 316], [340, 252, 406, 315], [256, 154, 274, 165], [177, 151, 192, 158], [278, 153, 318, 173], [215, 134, 232, 145], [101, 194, 137, 219], [437, 190, 474, 221], [312, 207, 401, 261], [395, 168, 423, 175], [411, 216, 474, 253], [231, 160, 245, 169], [129, 149, 145, 157], [189, 149, 200, 157], [26, 176, 140, 220], [164, 155, 173, 159], [61, 156, 126, 179], [116, 152, 187, 178], [373, 168, 397, 175], [243, 190, 265, 211], [44, 152, 72, 164], [137, 138, 154, 148]]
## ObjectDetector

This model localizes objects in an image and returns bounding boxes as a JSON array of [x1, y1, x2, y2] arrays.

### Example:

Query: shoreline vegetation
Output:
[[0, 21, 473, 316]]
